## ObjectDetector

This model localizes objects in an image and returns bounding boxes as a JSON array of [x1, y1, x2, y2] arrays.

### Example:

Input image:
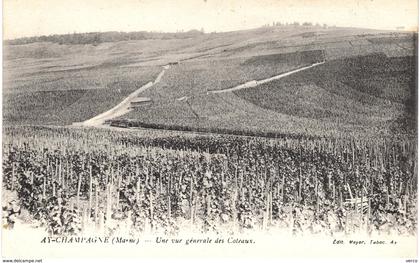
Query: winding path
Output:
[[76, 65, 169, 126]]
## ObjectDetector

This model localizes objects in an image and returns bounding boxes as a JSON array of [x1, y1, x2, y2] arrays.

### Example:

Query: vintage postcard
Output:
[[1, 0, 418, 261]]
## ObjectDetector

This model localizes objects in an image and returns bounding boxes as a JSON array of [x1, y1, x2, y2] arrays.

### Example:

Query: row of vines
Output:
[[2, 126, 417, 237]]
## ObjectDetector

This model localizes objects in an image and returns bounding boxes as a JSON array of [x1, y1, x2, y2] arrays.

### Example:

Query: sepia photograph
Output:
[[1, 0, 418, 261]]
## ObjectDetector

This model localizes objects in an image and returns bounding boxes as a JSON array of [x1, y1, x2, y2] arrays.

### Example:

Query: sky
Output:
[[3, 0, 419, 39]]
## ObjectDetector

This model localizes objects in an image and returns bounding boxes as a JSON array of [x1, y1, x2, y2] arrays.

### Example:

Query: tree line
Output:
[[5, 30, 205, 46]]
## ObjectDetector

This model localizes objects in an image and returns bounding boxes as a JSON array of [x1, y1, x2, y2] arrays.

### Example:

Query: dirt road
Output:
[[76, 61, 323, 127], [208, 62, 325, 94], [76, 65, 169, 126]]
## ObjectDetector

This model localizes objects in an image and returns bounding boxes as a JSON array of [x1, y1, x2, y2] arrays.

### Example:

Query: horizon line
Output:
[[4, 23, 418, 42]]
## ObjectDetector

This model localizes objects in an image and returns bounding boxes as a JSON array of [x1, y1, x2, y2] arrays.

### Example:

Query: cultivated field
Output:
[[4, 65, 161, 125], [3, 26, 416, 135], [3, 126, 417, 236], [2, 25, 418, 237], [235, 53, 416, 135]]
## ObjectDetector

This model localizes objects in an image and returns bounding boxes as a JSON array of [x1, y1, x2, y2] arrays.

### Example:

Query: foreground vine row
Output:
[[2, 126, 417, 236]]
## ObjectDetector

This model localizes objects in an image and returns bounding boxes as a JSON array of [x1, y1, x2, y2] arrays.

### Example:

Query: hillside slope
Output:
[[235, 53, 416, 134], [3, 26, 417, 136]]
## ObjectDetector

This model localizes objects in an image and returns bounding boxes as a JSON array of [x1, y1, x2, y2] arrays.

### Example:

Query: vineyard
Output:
[[140, 50, 323, 101], [2, 126, 417, 237], [234, 53, 416, 135], [3, 65, 161, 125], [120, 53, 416, 137]]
